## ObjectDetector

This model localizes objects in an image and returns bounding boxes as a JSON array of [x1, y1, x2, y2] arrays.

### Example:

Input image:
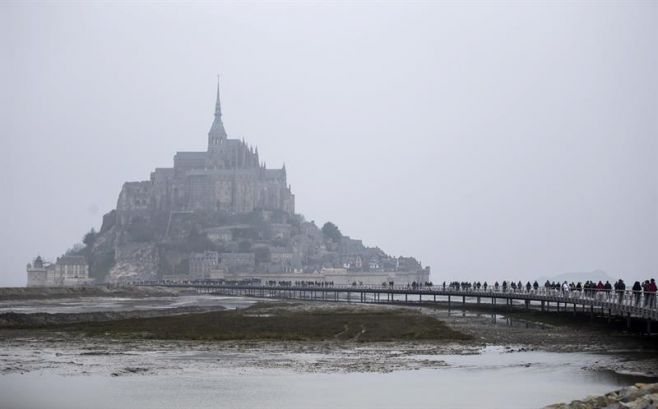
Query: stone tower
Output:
[[208, 78, 227, 152]]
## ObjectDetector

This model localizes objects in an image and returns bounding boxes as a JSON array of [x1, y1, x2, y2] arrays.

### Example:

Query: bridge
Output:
[[137, 281, 658, 334]]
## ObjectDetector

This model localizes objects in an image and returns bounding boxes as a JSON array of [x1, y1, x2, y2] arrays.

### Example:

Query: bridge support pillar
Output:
[[462, 296, 466, 307], [448, 296, 451, 310], [405, 294, 408, 303], [541, 301, 545, 311], [525, 300, 530, 310], [477, 297, 481, 305]]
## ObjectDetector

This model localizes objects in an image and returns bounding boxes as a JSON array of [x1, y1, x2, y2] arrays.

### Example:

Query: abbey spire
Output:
[[208, 77, 227, 151]]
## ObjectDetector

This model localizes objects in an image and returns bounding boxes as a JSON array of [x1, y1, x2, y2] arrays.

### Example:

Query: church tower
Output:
[[208, 78, 227, 152]]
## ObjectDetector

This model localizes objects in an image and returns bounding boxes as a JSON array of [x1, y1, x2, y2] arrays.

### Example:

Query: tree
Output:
[[83, 228, 97, 248], [321, 222, 342, 242]]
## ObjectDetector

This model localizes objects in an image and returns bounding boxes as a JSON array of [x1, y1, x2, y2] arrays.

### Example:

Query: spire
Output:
[[214, 76, 222, 118], [208, 76, 227, 151]]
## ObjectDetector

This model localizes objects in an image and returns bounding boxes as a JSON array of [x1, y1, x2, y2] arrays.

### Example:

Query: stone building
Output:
[[219, 252, 256, 273], [116, 81, 295, 227], [26, 255, 90, 287], [26, 256, 51, 287], [55, 256, 91, 286], [189, 251, 224, 279]]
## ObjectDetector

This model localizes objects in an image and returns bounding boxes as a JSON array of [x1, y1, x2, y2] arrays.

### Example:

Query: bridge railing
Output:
[[134, 279, 658, 313]]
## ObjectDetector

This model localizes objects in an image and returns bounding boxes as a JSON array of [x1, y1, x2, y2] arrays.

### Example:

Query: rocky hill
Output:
[[59, 83, 429, 284]]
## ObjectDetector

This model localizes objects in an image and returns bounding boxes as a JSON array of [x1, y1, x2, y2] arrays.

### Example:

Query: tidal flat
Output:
[[1, 292, 657, 409]]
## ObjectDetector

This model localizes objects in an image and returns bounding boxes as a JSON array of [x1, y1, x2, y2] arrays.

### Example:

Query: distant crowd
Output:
[[441, 278, 657, 308], [152, 276, 658, 309]]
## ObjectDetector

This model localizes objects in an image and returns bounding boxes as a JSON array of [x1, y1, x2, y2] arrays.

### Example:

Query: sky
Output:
[[1, 1, 656, 287]]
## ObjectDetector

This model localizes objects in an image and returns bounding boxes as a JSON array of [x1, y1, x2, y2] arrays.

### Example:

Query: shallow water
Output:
[[0, 347, 646, 409], [0, 295, 255, 314]]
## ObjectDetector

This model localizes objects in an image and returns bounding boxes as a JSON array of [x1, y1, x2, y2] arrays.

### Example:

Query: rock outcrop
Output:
[[544, 383, 658, 409]]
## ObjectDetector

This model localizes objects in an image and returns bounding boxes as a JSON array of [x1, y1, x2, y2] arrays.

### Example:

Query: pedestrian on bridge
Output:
[[648, 279, 657, 308], [615, 279, 626, 304], [604, 281, 612, 301], [596, 281, 605, 300], [632, 281, 642, 306]]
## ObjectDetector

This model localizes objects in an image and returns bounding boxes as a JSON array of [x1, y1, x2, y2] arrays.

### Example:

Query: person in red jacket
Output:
[[647, 278, 657, 308], [596, 281, 605, 300]]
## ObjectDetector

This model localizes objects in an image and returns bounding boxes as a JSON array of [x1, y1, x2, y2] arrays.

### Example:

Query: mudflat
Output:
[[6, 302, 471, 342]]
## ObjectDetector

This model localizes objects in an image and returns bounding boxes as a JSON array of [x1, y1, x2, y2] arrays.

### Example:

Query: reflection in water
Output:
[[434, 307, 548, 329]]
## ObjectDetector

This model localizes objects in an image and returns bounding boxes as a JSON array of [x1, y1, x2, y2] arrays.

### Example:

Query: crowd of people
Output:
[[440, 278, 657, 308]]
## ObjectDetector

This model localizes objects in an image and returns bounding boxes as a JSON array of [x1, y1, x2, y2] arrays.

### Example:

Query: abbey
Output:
[[29, 81, 430, 286], [116, 82, 294, 227]]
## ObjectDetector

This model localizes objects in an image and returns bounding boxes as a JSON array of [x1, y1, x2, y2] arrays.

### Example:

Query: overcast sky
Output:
[[1, 1, 656, 287]]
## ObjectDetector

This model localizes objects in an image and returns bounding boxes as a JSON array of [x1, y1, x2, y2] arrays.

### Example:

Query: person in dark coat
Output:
[[615, 279, 625, 304], [632, 281, 642, 306]]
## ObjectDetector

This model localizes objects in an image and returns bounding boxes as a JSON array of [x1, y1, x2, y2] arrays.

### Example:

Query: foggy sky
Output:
[[1, 1, 656, 287]]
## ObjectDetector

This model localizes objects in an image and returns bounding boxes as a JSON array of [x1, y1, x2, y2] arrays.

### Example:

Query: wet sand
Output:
[[0, 298, 657, 377]]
